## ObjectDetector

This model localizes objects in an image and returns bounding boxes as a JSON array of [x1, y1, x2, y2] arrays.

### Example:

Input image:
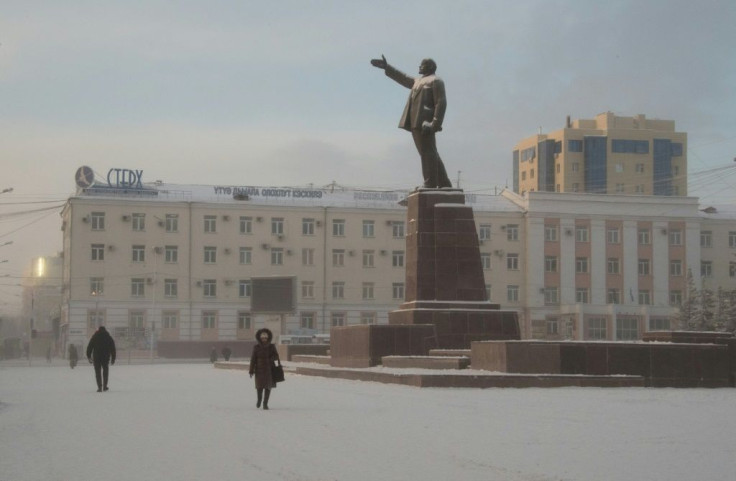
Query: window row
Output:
[[84, 212, 406, 238]]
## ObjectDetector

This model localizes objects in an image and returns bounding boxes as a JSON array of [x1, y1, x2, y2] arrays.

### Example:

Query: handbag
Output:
[[271, 361, 285, 384]]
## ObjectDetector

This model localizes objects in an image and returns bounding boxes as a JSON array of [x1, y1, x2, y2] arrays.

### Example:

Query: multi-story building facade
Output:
[[513, 112, 687, 196], [60, 167, 735, 353]]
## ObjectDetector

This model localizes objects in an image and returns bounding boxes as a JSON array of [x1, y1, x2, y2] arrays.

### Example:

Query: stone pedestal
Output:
[[329, 188, 520, 368], [388, 189, 520, 349]]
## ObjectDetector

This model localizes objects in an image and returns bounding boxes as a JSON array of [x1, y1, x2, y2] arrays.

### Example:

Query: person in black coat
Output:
[[68, 343, 78, 369], [221, 346, 232, 361], [86, 326, 116, 392], [249, 328, 280, 410]]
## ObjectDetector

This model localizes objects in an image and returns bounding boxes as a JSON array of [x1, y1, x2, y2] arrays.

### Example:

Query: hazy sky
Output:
[[1, 0, 735, 314]]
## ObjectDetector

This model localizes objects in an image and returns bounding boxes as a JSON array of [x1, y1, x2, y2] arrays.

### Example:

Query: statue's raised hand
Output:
[[370, 54, 387, 69]]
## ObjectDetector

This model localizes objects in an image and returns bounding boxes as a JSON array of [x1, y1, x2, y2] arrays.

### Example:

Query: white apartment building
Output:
[[59, 166, 736, 352]]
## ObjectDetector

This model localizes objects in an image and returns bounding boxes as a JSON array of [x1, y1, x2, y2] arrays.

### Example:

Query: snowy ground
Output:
[[1, 362, 734, 481]]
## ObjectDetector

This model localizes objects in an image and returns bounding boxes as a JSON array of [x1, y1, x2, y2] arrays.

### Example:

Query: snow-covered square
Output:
[[1, 362, 734, 481]]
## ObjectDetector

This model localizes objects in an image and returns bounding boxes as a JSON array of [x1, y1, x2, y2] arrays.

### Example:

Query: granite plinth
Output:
[[329, 324, 437, 368], [381, 355, 470, 370], [389, 304, 519, 349], [472, 340, 732, 387]]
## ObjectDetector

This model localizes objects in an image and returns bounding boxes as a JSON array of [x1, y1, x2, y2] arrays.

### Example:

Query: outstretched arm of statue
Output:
[[370, 54, 387, 69]]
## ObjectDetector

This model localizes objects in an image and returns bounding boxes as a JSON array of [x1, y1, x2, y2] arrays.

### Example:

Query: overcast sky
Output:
[[1, 0, 735, 314]]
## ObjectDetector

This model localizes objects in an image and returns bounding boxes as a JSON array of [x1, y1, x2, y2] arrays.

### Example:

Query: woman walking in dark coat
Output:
[[249, 328, 280, 410]]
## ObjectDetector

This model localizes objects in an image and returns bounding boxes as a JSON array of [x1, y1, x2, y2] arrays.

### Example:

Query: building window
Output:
[[203, 279, 216, 298], [300, 218, 315, 236], [607, 258, 620, 275], [332, 282, 345, 299], [360, 312, 376, 325], [129, 311, 145, 330], [300, 312, 315, 330], [572, 183, 580, 192], [162, 311, 178, 329], [575, 226, 589, 243], [729, 231, 736, 248], [507, 285, 519, 302], [669, 229, 682, 246], [362, 250, 375, 268], [88, 310, 104, 329], [588, 317, 607, 340], [270, 248, 283, 265], [165, 214, 178, 233], [237, 312, 252, 330], [639, 290, 651, 305], [670, 260, 683, 276], [132, 213, 145, 231], [204, 215, 217, 233], [479, 224, 491, 241], [649, 318, 670, 331], [204, 246, 217, 264], [507, 253, 519, 271], [90, 212, 105, 231], [576, 288, 589, 304], [546, 319, 558, 335], [362, 282, 375, 300], [392, 251, 404, 268], [239, 216, 252, 234], [332, 219, 345, 237], [669, 290, 682, 306], [302, 248, 314, 266], [612, 139, 649, 154], [635, 185, 644, 194], [301, 281, 314, 299], [638, 229, 650, 245], [239, 247, 252, 265], [392, 283, 405, 300], [362, 220, 375, 238], [506, 224, 519, 241], [131, 278, 145, 297], [607, 289, 620, 304], [481, 253, 492, 270], [392, 221, 405, 239], [544, 225, 558, 242], [576, 257, 588, 274], [701, 231, 712, 248], [202, 311, 216, 329], [332, 249, 345, 267], [164, 279, 178, 298], [239, 280, 252, 298], [638, 259, 650, 276], [521, 171, 527, 181], [90, 277, 104, 296], [615, 183, 625, 193], [572, 162, 580, 172], [616, 318, 639, 341], [271, 217, 284, 236], [701, 261, 713, 278], [132, 245, 145, 263], [635, 163, 645, 173], [91, 244, 105, 261], [544, 287, 559, 305], [730, 262, 736, 278], [165, 245, 178, 263], [331, 312, 346, 327], [485, 284, 492, 301], [544, 256, 557, 273], [568, 140, 583, 152], [607, 228, 620, 244]]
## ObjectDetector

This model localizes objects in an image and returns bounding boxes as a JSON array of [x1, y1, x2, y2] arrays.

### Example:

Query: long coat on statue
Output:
[[249, 329, 280, 390]]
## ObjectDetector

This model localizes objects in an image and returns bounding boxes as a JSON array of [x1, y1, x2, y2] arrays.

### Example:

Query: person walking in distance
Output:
[[249, 328, 280, 410], [86, 326, 116, 392]]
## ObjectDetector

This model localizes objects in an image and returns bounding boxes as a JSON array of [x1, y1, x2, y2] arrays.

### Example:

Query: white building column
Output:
[[590, 219, 607, 305], [622, 220, 638, 305]]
